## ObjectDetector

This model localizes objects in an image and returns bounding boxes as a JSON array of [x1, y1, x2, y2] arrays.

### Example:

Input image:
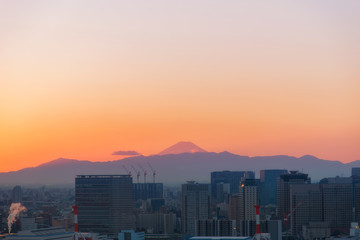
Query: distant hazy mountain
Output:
[[0, 143, 358, 186], [158, 141, 207, 155]]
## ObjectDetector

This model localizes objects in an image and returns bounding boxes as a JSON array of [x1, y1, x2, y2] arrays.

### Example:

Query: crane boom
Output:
[[138, 163, 147, 183], [147, 162, 156, 183], [131, 165, 140, 183]]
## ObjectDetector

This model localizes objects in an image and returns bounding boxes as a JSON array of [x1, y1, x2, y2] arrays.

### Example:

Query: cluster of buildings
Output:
[[2, 168, 360, 240]]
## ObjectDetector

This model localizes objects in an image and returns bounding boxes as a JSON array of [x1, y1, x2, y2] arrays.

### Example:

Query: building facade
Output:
[[277, 171, 310, 223], [322, 179, 353, 232], [181, 182, 210, 235], [289, 184, 322, 236], [75, 175, 135, 238], [238, 178, 258, 237], [133, 183, 163, 200], [259, 169, 287, 206], [196, 219, 236, 236]]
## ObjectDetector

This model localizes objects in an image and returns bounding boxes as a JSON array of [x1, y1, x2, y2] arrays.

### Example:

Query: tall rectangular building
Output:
[[238, 177, 258, 236], [181, 182, 210, 235], [289, 184, 322, 236], [277, 171, 310, 222], [354, 183, 360, 223], [239, 178, 258, 221], [75, 175, 135, 238], [259, 169, 287, 206], [322, 179, 353, 232]]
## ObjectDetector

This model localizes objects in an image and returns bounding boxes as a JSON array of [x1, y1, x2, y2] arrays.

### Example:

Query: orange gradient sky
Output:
[[1, 1, 360, 172]]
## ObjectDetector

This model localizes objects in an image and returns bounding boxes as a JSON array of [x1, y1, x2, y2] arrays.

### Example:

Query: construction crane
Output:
[[147, 162, 156, 183], [284, 199, 304, 225], [131, 165, 141, 183], [283, 199, 304, 238], [122, 165, 131, 177], [138, 163, 147, 183]]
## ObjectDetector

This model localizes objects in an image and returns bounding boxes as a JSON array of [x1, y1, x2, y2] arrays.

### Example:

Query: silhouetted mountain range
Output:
[[0, 142, 358, 186]]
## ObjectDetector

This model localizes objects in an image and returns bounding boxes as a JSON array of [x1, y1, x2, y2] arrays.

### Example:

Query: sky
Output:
[[1, 1, 360, 172]]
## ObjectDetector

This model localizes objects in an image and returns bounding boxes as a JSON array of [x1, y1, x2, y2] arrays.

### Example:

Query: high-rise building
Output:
[[259, 170, 287, 206], [238, 177, 258, 236], [354, 183, 360, 223], [277, 171, 310, 222], [211, 171, 254, 199], [229, 195, 240, 221], [289, 184, 322, 236], [239, 178, 258, 221], [215, 182, 231, 203], [322, 177, 353, 233], [229, 194, 240, 233], [181, 182, 210, 235], [75, 175, 135, 238]]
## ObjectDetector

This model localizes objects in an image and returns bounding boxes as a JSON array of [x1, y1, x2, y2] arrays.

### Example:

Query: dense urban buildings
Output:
[[211, 171, 254, 202], [75, 175, 135, 238], [196, 219, 236, 236], [3, 168, 360, 239], [181, 182, 210, 235]]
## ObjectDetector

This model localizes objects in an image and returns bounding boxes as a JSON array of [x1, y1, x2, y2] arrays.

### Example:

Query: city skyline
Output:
[[1, 1, 360, 172]]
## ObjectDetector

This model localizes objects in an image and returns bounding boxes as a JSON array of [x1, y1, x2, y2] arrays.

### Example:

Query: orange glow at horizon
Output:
[[1, 1, 360, 172]]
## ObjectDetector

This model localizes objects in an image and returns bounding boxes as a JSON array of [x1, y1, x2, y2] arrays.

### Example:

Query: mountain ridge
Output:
[[0, 151, 357, 186]]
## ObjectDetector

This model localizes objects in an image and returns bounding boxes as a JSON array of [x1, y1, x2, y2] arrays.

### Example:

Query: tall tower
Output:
[[238, 177, 258, 236], [75, 175, 135, 238], [322, 177, 353, 233], [259, 169, 287, 206], [181, 181, 210, 235], [277, 171, 310, 223], [289, 184, 322, 236]]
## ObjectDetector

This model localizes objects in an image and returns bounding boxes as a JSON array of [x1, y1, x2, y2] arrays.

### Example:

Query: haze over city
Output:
[[2, 2, 360, 240], [1, 1, 360, 173]]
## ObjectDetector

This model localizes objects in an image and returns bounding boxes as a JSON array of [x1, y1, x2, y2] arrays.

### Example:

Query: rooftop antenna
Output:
[[131, 165, 141, 183], [138, 163, 147, 183], [148, 162, 156, 183]]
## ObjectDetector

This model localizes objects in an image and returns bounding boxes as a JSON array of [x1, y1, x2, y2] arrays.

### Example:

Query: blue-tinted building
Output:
[[259, 169, 287, 206], [352, 167, 360, 177]]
